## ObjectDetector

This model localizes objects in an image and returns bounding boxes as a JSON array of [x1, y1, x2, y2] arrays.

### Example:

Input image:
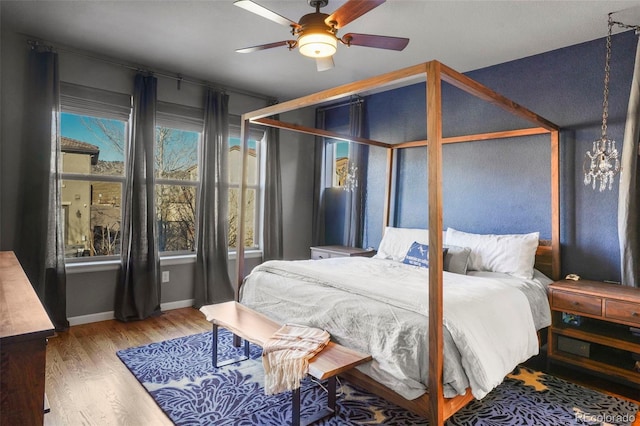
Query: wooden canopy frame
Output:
[[234, 60, 560, 425]]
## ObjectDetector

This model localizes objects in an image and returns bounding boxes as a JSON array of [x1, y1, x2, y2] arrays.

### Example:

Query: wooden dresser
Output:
[[0, 251, 55, 425], [310, 245, 376, 260], [547, 279, 640, 386]]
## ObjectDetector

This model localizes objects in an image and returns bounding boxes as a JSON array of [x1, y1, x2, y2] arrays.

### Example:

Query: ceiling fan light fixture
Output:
[[234, 0, 409, 70], [298, 31, 337, 58]]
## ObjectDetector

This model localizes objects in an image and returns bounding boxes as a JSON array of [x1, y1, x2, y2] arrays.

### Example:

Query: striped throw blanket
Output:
[[262, 324, 330, 395]]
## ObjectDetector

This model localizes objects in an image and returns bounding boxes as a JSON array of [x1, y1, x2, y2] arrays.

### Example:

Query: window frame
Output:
[[228, 115, 266, 252], [60, 83, 132, 264], [228, 134, 264, 251], [155, 111, 266, 254], [154, 122, 202, 256]]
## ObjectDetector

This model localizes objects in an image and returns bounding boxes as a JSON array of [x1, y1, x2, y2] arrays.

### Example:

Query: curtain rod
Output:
[[317, 96, 364, 113], [26, 38, 276, 103]]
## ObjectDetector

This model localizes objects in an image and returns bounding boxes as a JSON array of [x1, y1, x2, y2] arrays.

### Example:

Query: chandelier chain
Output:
[[601, 15, 640, 140], [600, 14, 613, 140]]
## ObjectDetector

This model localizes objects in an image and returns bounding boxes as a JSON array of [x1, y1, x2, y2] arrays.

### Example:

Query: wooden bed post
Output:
[[234, 116, 252, 301], [426, 60, 445, 426], [550, 130, 561, 280], [382, 147, 394, 228]]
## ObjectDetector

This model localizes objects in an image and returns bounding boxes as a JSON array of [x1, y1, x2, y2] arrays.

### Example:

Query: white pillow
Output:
[[375, 227, 429, 262], [445, 228, 539, 279]]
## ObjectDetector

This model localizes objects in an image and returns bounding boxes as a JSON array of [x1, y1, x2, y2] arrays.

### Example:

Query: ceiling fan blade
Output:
[[325, 0, 385, 29], [236, 40, 295, 53], [316, 56, 335, 72], [234, 0, 300, 29], [342, 33, 409, 51]]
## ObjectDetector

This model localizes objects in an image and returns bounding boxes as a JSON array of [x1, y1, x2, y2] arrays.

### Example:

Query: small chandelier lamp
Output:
[[343, 162, 358, 192], [584, 14, 621, 192]]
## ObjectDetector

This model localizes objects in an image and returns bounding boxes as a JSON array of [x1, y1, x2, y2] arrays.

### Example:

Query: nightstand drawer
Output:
[[310, 250, 330, 260], [310, 246, 376, 260], [605, 299, 640, 326], [552, 290, 602, 316]]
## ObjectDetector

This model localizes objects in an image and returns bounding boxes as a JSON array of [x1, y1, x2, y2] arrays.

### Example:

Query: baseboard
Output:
[[68, 311, 115, 326], [161, 299, 195, 311], [68, 299, 196, 326]]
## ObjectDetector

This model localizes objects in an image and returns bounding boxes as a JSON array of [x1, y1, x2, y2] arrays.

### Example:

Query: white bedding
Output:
[[239, 257, 550, 400]]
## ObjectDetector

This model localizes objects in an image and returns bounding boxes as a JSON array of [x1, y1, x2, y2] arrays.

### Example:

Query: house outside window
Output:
[[60, 83, 132, 260], [60, 113, 128, 259]]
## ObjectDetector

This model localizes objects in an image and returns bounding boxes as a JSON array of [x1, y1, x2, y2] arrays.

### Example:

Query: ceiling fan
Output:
[[234, 0, 410, 71]]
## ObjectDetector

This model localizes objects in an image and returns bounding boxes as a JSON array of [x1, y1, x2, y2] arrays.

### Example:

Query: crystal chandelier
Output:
[[343, 162, 358, 192], [583, 14, 621, 192]]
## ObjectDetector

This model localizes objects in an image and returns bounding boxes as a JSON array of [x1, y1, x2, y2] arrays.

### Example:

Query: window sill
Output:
[[65, 259, 121, 274], [65, 249, 263, 274]]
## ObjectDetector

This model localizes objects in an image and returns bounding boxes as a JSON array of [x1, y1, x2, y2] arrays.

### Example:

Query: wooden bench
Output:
[[200, 301, 372, 426]]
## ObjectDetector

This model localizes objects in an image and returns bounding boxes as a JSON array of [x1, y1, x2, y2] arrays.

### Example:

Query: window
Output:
[[60, 112, 127, 258], [60, 83, 131, 259], [60, 84, 265, 259], [333, 140, 350, 187], [155, 126, 200, 253], [228, 135, 262, 250], [154, 108, 265, 253], [154, 101, 203, 254]]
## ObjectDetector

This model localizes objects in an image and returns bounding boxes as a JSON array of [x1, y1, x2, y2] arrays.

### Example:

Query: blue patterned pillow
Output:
[[402, 242, 448, 269]]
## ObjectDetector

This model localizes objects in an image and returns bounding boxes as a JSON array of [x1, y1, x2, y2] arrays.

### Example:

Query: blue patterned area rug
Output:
[[117, 330, 638, 425]]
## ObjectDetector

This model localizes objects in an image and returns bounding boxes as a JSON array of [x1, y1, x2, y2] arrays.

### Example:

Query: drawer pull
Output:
[[571, 301, 580, 306], [633, 312, 639, 317]]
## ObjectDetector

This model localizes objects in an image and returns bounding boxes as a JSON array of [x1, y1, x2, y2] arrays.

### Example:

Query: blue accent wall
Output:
[[325, 31, 637, 282]]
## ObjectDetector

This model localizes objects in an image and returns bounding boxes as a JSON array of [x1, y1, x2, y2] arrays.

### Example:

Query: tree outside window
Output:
[[154, 127, 199, 253]]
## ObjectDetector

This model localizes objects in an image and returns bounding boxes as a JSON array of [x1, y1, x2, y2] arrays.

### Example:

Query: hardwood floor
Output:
[[44, 307, 211, 426], [44, 307, 639, 426]]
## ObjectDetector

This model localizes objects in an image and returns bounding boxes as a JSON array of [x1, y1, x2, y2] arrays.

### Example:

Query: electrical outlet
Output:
[[162, 271, 170, 283]]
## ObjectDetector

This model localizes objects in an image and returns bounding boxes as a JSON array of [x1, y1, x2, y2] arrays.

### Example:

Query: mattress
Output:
[[240, 256, 550, 400]]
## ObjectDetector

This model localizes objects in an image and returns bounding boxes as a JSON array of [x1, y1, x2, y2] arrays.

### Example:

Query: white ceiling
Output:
[[3, 0, 640, 101]]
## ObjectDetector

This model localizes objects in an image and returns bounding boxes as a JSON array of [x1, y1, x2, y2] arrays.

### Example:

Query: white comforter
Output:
[[240, 257, 546, 400]]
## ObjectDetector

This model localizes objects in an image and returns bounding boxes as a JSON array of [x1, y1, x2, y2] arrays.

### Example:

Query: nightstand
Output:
[[310, 245, 376, 260], [547, 279, 640, 386]]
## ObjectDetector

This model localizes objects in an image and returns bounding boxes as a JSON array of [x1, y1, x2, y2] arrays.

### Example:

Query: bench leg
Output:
[[292, 376, 338, 426], [327, 376, 336, 413], [233, 334, 242, 348], [292, 387, 301, 426], [211, 324, 250, 368]]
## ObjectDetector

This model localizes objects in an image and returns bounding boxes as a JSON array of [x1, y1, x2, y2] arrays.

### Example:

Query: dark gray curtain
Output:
[[263, 123, 283, 261], [312, 110, 328, 246], [15, 50, 69, 331], [344, 100, 367, 247], [194, 90, 234, 307], [115, 74, 161, 321], [618, 36, 640, 288]]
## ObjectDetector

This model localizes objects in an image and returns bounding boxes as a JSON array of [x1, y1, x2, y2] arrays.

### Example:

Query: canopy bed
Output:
[[234, 61, 560, 425]]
